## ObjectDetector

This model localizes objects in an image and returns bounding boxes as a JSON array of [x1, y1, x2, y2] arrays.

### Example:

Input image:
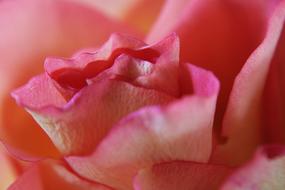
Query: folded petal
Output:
[[12, 74, 67, 109], [8, 159, 112, 190], [221, 145, 285, 190], [65, 64, 219, 190], [12, 34, 182, 157], [44, 33, 179, 96], [212, 0, 285, 165], [0, 0, 138, 160], [133, 161, 232, 190], [13, 75, 175, 156]]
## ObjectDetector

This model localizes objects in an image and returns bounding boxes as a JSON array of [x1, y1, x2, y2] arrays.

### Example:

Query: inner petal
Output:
[[47, 47, 160, 94]]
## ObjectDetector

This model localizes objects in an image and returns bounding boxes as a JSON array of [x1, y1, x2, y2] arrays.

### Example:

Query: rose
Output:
[[1, 0, 285, 189], [11, 32, 220, 189], [2, 0, 285, 189]]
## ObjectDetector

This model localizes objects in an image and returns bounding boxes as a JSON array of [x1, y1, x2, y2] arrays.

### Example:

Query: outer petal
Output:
[[133, 161, 232, 190], [146, 0, 190, 41], [0, 0, 138, 160], [8, 159, 112, 190], [221, 145, 285, 190], [147, 0, 279, 130], [65, 64, 219, 190], [212, 0, 285, 165], [263, 22, 285, 143], [121, 0, 164, 34], [72, 0, 164, 34]]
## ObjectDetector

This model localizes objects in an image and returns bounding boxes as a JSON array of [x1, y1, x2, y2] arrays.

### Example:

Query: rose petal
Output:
[[147, 0, 279, 130], [73, 0, 164, 34], [65, 64, 219, 190], [133, 161, 232, 190], [221, 145, 285, 190], [121, 0, 164, 33], [211, 0, 285, 165], [44, 33, 179, 96], [8, 159, 112, 190], [44, 33, 147, 76], [263, 26, 285, 143], [146, 0, 191, 41], [12, 75, 175, 156], [0, 0, 139, 160], [69, 0, 143, 19], [12, 74, 67, 109], [132, 33, 180, 96]]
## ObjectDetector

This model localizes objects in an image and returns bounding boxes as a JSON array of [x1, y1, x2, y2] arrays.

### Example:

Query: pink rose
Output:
[[1, 0, 285, 189], [11, 32, 220, 189]]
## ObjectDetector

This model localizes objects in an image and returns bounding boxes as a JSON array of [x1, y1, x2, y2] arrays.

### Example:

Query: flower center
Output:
[[50, 48, 160, 91]]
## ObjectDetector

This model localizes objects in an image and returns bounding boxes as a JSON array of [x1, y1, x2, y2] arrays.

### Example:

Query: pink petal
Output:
[[147, 0, 280, 132], [221, 145, 285, 190], [263, 25, 285, 143], [133, 161, 233, 190], [131, 33, 180, 96], [44, 33, 179, 96], [146, 0, 191, 41], [76, 0, 164, 34], [12, 76, 175, 156], [212, 0, 285, 165], [65, 64, 219, 189], [71, 0, 145, 19], [12, 74, 67, 109], [0, 0, 139, 160], [44, 33, 147, 76], [8, 159, 112, 190], [121, 0, 165, 34]]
